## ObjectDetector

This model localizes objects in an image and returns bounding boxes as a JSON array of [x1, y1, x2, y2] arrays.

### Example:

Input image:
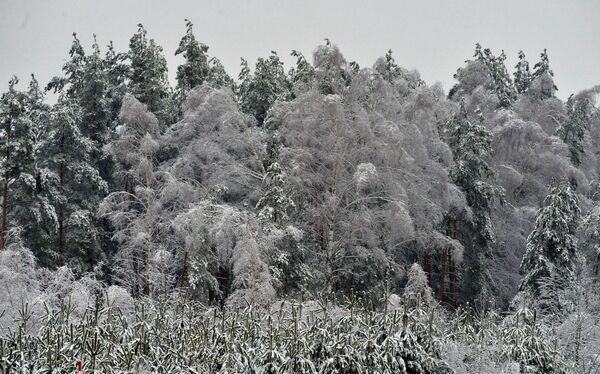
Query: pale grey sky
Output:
[[0, 0, 598, 100]]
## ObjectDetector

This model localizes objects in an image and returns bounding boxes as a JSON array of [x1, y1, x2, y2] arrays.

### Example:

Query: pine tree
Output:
[[513, 50, 532, 94], [532, 48, 554, 80], [446, 102, 503, 303], [80, 36, 113, 181], [104, 40, 129, 129], [175, 19, 210, 99], [381, 50, 404, 83], [172, 20, 234, 119], [448, 103, 500, 246], [289, 50, 314, 92], [0, 78, 33, 251], [491, 50, 517, 107], [20, 75, 56, 261], [46, 33, 86, 96], [47, 34, 115, 182], [520, 183, 580, 306], [531, 48, 558, 96], [449, 44, 515, 107], [473, 45, 516, 107], [557, 94, 592, 166], [128, 24, 172, 126], [43, 95, 107, 268], [0, 77, 27, 250], [238, 52, 291, 125], [42, 34, 113, 267], [473, 42, 485, 61], [206, 57, 234, 89], [256, 159, 295, 225]]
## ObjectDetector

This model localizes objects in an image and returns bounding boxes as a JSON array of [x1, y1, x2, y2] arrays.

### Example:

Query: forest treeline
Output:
[[1, 21, 599, 316]]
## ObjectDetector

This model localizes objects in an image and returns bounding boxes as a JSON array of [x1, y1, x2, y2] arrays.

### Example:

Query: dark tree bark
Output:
[[423, 252, 432, 286], [449, 255, 456, 308], [57, 162, 65, 265], [439, 247, 448, 304], [0, 126, 10, 251]]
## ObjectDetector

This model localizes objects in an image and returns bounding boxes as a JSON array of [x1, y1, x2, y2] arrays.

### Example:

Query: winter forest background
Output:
[[0, 8, 600, 373]]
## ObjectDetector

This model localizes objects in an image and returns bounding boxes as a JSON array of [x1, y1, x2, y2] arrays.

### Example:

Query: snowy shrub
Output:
[[404, 263, 434, 304], [354, 162, 379, 195], [105, 285, 134, 316]]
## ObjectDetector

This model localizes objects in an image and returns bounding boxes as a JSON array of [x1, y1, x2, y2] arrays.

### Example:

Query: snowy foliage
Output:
[[127, 24, 173, 125], [519, 183, 581, 311], [238, 52, 290, 125], [172, 201, 275, 306], [403, 263, 434, 304], [162, 85, 263, 205], [256, 161, 295, 224], [1, 25, 600, 372]]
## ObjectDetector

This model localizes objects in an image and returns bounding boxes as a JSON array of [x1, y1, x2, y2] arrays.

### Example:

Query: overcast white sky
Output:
[[0, 0, 598, 100]]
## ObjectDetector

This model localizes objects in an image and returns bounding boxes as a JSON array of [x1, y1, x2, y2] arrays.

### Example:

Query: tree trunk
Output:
[[323, 223, 335, 297], [449, 254, 456, 308], [0, 168, 9, 251], [0, 126, 11, 251], [439, 247, 447, 304], [449, 219, 458, 307], [57, 162, 65, 265], [177, 251, 189, 288], [143, 165, 153, 297], [423, 252, 432, 287]]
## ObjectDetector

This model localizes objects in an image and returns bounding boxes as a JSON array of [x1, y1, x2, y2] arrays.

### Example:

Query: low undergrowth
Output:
[[0, 295, 569, 373]]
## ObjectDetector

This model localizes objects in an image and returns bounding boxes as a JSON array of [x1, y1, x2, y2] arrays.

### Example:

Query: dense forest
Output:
[[0, 21, 599, 373]]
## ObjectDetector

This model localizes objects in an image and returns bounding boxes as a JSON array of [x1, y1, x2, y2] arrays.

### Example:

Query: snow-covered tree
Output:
[[557, 94, 593, 166], [447, 104, 501, 243], [238, 52, 291, 125], [289, 50, 314, 94], [445, 102, 503, 302], [175, 20, 210, 99], [173, 19, 234, 120], [46, 33, 86, 97], [578, 205, 600, 279], [206, 56, 234, 89], [531, 49, 558, 98], [380, 50, 404, 83], [489, 49, 517, 107], [256, 157, 295, 225], [127, 24, 173, 126], [403, 263, 433, 304], [532, 48, 554, 81], [162, 85, 264, 205], [80, 36, 113, 182], [519, 183, 581, 309], [100, 95, 161, 295], [172, 201, 275, 306], [513, 50, 532, 94], [271, 91, 416, 300], [313, 40, 352, 95], [43, 94, 107, 268], [104, 40, 129, 129], [17, 76, 55, 261], [0, 77, 37, 252], [0, 226, 43, 333], [450, 44, 515, 107], [101, 94, 199, 296], [372, 49, 424, 93]]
